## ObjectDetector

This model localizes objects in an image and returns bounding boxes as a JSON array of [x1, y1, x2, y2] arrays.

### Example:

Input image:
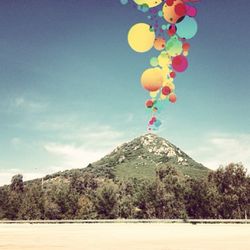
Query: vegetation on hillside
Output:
[[0, 163, 249, 220], [87, 134, 211, 180]]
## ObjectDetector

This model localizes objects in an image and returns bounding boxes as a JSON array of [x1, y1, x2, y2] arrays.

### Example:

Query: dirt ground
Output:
[[0, 223, 249, 250]]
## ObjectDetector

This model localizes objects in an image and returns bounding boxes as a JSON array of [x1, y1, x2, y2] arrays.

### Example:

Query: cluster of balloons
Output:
[[120, 0, 199, 130]]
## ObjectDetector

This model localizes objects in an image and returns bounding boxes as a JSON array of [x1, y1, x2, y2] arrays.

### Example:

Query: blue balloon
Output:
[[120, 0, 128, 5], [154, 120, 162, 127], [176, 16, 198, 39], [138, 4, 149, 13], [158, 10, 163, 17]]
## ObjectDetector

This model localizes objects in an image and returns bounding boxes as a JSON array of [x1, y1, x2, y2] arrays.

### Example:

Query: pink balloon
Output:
[[172, 55, 188, 72], [186, 5, 197, 17]]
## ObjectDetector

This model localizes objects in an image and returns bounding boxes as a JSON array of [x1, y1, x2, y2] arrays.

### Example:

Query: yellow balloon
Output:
[[158, 51, 171, 68], [161, 67, 170, 77], [133, 0, 163, 8], [141, 67, 163, 92], [128, 23, 155, 53]]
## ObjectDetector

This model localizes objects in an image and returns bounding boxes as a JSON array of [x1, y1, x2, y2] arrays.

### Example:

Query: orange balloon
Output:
[[154, 37, 166, 51], [169, 93, 177, 103], [162, 0, 186, 24], [182, 42, 190, 51], [141, 68, 163, 92]]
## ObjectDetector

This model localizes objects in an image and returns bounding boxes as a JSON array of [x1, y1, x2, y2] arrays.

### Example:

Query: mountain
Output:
[[37, 133, 210, 185], [82, 133, 210, 180]]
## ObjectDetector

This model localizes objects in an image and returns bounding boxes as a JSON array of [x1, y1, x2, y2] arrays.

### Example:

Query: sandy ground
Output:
[[0, 223, 250, 250]]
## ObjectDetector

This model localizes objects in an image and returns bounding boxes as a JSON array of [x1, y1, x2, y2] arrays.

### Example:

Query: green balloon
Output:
[[150, 57, 159, 67], [166, 35, 182, 56]]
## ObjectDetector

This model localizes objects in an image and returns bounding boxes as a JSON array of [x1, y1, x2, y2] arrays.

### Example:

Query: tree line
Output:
[[0, 163, 249, 220]]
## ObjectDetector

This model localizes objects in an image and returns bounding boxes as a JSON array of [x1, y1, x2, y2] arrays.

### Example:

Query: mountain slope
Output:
[[85, 133, 210, 179]]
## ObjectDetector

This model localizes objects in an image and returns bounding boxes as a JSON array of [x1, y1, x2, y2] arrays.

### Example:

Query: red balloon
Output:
[[170, 71, 176, 78], [146, 99, 154, 108], [167, 24, 177, 36], [175, 3, 187, 16], [162, 86, 171, 96], [166, 0, 174, 6]]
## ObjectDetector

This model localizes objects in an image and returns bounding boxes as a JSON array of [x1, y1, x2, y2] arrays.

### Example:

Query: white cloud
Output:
[[44, 143, 111, 171], [42, 122, 130, 172], [188, 133, 250, 171], [35, 116, 127, 147]]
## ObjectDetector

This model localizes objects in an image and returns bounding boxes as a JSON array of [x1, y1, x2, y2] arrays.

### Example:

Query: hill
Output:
[[43, 133, 210, 183]]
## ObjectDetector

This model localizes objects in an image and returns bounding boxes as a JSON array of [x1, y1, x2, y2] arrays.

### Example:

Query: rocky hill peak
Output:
[[138, 133, 178, 157], [88, 133, 209, 180]]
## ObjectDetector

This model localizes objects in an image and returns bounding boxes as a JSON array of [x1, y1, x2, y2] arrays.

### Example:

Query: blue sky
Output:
[[0, 0, 250, 185]]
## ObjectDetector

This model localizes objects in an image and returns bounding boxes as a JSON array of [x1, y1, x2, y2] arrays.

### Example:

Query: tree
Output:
[[208, 163, 249, 219], [155, 165, 186, 219], [184, 178, 220, 219], [136, 165, 187, 219], [5, 174, 24, 219], [0, 187, 8, 219], [18, 183, 44, 220], [94, 181, 119, 219], [44, 200, 61, 220], [48, 183, 78, 219], [117, 181, 137, 219], [10, 174, 24, 192], [69, 172, 98, 195], [77, 195, 97, 219]]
